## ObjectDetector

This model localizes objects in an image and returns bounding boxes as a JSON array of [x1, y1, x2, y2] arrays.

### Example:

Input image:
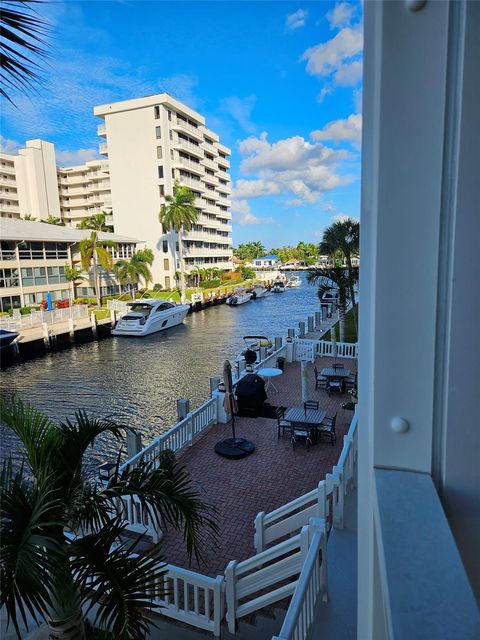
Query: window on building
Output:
[[169, 130, 173, 140], [0, 241, 16, 261], [163, 258, 169, 270], [0, 268, 19, 288], [158, 166, 164, 179], [0, 295, 21, 312], [155, 126, 161, 139], [162, 240, 168, 253], [165, 276, 171, 289], [157, 146, 163, 159], [172, 169, 175, 179], [167, 110, 172, 121], [159, 185, 165, 197], [154, 105, 160, 119]]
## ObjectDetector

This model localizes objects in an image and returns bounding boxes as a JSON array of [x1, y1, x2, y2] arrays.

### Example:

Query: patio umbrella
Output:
[[215, 360, 255, 459], [46, 291, 53, 311], [301, 359, 309, 414], [223, 360, 238, 440]]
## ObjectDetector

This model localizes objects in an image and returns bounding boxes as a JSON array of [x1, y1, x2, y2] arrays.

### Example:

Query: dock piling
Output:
[[90, 312, 98, 338], [177, 398, 190, 421], [126, 430, 143, 459]]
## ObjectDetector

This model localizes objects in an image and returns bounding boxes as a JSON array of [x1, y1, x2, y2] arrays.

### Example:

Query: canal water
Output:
[[1, 274, 320, 471]]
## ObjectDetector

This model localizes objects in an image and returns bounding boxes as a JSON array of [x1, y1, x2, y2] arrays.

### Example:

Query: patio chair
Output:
[[345, 371, 357, 390], [291, 423, 313, 451], [304, 400, 319, 411], [319, 412, 337, 446], [314, 366, 327, 389], [276, 406, 292, 438], [327, 379, 342, 395]]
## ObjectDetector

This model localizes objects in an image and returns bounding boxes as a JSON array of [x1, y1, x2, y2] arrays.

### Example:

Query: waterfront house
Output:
[[252, 255, 279, 269], [0, 218, 141, 310]]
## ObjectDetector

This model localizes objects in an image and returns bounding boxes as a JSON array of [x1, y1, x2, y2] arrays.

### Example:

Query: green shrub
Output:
[[73, 297, 98, 305], [19, 306, 35, 315], [153, 283, 163, 291], [200, 279, 221, 289], [102, 293, 132, 302], [0, 311, 10, 317]]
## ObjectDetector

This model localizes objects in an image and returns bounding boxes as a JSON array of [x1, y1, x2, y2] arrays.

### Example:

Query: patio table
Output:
[[285, 407, 327, 426]]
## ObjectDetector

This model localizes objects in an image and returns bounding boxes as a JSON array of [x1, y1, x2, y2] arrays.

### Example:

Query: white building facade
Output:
[[94, 94, 233, 288]]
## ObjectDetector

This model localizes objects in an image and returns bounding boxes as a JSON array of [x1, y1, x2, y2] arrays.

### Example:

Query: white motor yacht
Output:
[[272, 280, 286, 293], [226, 288, 252, 306], [112, 300, 189, 336], [286, 275, 301, 288]]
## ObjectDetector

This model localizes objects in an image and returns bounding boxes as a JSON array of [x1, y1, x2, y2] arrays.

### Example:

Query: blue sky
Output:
[[1, 1, 362, 248]]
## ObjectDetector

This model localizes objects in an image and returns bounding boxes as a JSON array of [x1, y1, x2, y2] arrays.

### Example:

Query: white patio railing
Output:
[[295, 338, 358, 360], [272, 519, 328, 640], [0, 304, 89, 331], [120, 397, 217, 473], [153, 565, 224, 636], [106, 299, 129, 314]]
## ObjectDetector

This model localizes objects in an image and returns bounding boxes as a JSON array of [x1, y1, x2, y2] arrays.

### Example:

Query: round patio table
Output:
[[257, 367, 283, 392]]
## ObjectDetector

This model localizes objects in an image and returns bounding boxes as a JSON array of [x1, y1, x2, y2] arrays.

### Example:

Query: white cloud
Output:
[[301, 27, 363, 78], [353, 87, 363, 113], [334, 60, 363, 86], [220, 95, 257, 134], [286, 9, 309, 30], [237, 131, 354, 206], [332, 213, 351, 223], [327, 3, 356, 29], [234, 179, 281, 199], [0, 136, 20, 155], [311, 113, 362, 144], [231, 199, 275, 226], [56, 148, 99, 166]]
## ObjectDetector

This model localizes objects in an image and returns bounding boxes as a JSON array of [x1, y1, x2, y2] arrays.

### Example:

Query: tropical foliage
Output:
[[40, 215, 65, 226], [319, 219, 359, 336], [113, 250, 154, 299], [269, 242, 319, 265], [0, 396, 217, 640], [0, 0, 50, 103], [159, 181, 199, 303], [79, 232, 117, 306], [77, 213, 112, 232], [64, 265, 85, 299], [22, 214, 37, 221], [307, 265, 358, 342], [235, 265, 256, 280], [234, 241, 266, 262]]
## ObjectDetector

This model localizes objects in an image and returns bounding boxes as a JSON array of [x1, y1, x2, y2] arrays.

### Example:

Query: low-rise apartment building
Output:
[[0, 219, 139, 311]]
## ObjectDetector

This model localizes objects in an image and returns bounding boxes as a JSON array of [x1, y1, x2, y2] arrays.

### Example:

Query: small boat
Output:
[[226, 287, 252, 306], [272, 280, 286, 293], [0, 329, 19, 350], [251, 285, 268, 299], [112, 300, 189, 336], [286, 275, 301, 288], [234, 335, 274, 367]]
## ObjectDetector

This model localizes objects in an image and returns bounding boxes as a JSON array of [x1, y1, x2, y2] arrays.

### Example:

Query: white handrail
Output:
[[0, 304, 89, 331]]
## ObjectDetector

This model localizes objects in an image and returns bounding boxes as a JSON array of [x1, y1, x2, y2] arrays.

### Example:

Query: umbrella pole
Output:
[[231, 413, 236, 440]]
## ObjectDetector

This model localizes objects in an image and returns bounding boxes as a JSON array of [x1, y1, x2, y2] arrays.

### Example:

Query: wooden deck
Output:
[[156, 355, 357, 577]]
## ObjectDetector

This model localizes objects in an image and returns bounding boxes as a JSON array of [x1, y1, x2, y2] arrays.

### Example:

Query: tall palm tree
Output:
[[64, 265, 85, 300], [0, 396, 217, 640], [77, 212, 112, 232], [307, 266, 357, 342], [113, 252, 153, 300], [0, 1, 50, 104], [41, 215, 65, 226], [159, 181, 199, 304], [79, 232, 117, 307], [319, 219, 360, 336]]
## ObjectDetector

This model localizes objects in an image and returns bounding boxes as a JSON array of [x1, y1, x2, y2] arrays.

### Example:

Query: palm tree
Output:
[[22, 214, 37, 221], [77, 212, 112, 232], [319, 219, 360, 336], [307, 266, 357, 342], [159, 181, 199, 304], [113, 252, 153, 300], [64, 265, 85, 300], [0, 396, 217, 640], [79, 232, 117, 307], [0, 1, 50, 104], [41, 215, 65, 226]]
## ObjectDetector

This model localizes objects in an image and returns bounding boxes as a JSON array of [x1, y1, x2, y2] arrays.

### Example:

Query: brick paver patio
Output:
[[157, 355, 357, 577]]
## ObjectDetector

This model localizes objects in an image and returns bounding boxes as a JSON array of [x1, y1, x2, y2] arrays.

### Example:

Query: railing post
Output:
[[298, 320, 306, 338], [177, 398, 190, 421], [315, 311, 322, 328], [332, 466, 344, 529], [225, 560, 237, 634], [316, 480, 327, 519], [309, 518, 329, 603], [213, 576, 224, 637], [299, 524, 310, 562], [187, 413, 193, 445], [254, 511, 265, 553], [210, 376, 220, 395], [307, 316, 314, 333], [127, 430, 142, 459]]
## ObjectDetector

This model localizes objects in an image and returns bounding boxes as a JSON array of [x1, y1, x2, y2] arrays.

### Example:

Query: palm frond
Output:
[[0, 1, 51, 104], [96, 246, 114, 272], [102, 458, 218, 564], [1, 460, 64, 637], [70, 517, 167, 640]]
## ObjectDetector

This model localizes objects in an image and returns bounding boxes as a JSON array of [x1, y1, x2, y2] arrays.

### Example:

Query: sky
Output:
[[1, 0, 362, 248]]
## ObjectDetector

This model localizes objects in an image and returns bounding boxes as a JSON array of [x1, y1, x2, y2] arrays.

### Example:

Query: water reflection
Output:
[[1, 274, 319, 470]]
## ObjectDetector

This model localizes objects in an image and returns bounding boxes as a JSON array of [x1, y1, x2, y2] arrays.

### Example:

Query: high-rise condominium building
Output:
[[94, 94, 233, 288]]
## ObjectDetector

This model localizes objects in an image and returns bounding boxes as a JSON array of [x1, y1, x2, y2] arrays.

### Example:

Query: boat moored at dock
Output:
[[286, 275, 301, 288], [251, 284, 268, 299], [112, 300, 189, 336], [226, 288, 253, 306], [272, 280, 286, 293]]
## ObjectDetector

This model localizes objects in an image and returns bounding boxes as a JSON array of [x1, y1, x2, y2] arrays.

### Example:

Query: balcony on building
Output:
[[99, 143, 108, 156]]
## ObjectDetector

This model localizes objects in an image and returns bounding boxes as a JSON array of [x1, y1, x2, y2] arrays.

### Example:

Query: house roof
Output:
[[0, 218, 141, 244]]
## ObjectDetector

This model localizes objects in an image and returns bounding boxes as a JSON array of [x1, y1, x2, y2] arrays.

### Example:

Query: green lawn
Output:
[[324, 305, 358, 343]]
